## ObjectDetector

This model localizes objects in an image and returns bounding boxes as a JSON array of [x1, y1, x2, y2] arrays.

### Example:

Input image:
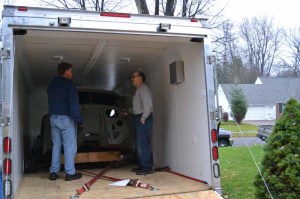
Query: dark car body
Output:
[[35, 89, 135, 165], [218, 128, 234, 147], [256, 125, 273, 141]]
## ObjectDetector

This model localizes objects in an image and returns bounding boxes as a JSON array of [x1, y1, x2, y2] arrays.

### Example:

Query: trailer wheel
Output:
[[40, 114, 53, 155]]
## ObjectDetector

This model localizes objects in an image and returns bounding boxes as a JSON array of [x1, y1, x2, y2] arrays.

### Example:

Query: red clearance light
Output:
[[18, 7, 28, 11], [3, 137, 11, 154], [4, 158, 12, 175], [191, 18, 198, 22], [100, 12, 130, 18], [212, 146, 219, 161], [211, 129, 217, 143]]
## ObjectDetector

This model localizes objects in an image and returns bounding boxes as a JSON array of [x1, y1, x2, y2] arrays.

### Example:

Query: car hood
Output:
[[219, 128, 232, 136]]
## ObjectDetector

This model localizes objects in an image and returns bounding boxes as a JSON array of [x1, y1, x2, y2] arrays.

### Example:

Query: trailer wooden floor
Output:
[[15, 164, 221, 199]]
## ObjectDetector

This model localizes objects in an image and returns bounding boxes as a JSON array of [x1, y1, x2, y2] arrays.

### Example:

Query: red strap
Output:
[[82, 171, 158, 191], [76, 164, 112, 195]]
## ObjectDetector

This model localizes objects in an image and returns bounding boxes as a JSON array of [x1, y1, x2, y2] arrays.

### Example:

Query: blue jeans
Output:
[[134, 114, 153, 171], [49, 115, 77, 175]]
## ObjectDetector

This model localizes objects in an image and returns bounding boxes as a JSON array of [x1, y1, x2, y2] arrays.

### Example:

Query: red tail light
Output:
[[100, 12, 130, 18], [211, 129, 217, 143], [18, 7, 28, 11], [4, 158, 12, 175], [3, 137, 11, 154], [212, 146, 219, 161]]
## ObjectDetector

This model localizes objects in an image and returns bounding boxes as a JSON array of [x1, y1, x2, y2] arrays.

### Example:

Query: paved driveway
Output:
[[243, 120, 276, 126], [233, 137, 265, 147]]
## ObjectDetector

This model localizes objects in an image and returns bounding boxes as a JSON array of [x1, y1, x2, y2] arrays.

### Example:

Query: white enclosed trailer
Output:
[[0, 5, 222, 198]]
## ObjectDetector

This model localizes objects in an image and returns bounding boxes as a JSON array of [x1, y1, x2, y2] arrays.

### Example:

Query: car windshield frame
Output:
[[78, 91, 121, 107]]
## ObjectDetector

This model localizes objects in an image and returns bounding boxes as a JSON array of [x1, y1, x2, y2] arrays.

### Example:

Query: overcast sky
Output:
[[1, 0, 299, 29], [222, 0, 299, 29]]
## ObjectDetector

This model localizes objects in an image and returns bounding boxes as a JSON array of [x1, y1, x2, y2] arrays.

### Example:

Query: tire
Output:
[[219, 140, 229, 147], [112, 161, 120, 168], [24, 156, 37, 173], [40, 114, 53, 155]]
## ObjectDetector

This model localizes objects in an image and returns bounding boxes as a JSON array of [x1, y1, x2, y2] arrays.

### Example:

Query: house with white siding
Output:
[[218, 77, 300, 121]]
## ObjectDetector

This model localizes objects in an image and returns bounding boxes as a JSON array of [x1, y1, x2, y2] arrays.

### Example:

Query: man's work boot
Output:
[[65, 172, 82, 181], [50, 172, 58, 180]]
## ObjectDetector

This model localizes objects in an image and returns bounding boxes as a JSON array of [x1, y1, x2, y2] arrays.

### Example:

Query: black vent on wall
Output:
[[170, 61, 185, 85]]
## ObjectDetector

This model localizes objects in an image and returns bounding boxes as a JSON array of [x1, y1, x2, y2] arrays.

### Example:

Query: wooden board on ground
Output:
[[60, 151, 122, 163], [15, 164, 221, 199]]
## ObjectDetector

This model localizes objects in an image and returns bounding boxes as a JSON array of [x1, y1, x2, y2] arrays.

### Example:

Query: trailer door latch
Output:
[[207, 55, 215, 65], [1, 48, 11, 59], [0, 117, 10, 126]]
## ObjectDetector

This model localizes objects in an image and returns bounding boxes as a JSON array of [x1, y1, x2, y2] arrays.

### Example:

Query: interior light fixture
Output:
[[120, 57, 130, 63], [52, 55, 64, 60]]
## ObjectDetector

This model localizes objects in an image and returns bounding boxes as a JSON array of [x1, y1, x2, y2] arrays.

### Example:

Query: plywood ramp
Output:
[[15, 165, 220, 199]]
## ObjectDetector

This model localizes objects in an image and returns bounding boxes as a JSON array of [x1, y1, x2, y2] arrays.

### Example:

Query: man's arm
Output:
[[141, 87, 153, 124], [68, 83, 83, 124]]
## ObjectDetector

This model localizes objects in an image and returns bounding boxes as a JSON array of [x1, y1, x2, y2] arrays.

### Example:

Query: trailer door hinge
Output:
[[1, 48, 11, 59], [0, 117, 10, 126], [210, 111, 218, 120]]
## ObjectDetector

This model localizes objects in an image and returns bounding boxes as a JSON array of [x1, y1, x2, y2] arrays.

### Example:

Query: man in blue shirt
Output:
[[48, 62, 83, 181]]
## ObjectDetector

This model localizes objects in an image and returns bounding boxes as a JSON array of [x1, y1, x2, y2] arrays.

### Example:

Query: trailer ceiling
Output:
[[15, 29, 191, 91]]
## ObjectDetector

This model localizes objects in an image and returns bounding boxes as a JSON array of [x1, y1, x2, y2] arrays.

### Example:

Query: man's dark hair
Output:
[[57, 62, 72, 76], [138, 71, 146, 82]]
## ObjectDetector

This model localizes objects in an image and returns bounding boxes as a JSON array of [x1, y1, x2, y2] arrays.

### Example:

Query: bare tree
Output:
[[155, 0, 159, 15], [214, 21, 239, 83], [279, 27, 300, 76], [239, 17, 284, 76], [164, 0, 176, 16], [135, 0, 149, 14], [180, 0, 220, 18], [213, 22, 239, 61]]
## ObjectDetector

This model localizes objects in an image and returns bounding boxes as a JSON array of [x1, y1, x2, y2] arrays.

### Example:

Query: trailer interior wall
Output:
[[12, 46, 30, 194], [141, 42, 212, 185]]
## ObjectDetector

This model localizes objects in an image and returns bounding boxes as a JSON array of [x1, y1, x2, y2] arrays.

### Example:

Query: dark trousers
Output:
[[134, 114, 153, 171]]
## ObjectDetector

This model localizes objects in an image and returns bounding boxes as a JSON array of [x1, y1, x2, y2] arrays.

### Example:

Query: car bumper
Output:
[[229, 138, 234, 146]]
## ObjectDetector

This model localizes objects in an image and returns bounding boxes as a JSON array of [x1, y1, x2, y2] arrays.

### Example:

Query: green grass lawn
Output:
[[220, 121, 258, 137], [219, 145, 265, 199]]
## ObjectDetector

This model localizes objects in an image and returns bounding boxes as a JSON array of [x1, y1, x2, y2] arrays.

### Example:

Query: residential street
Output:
[[230, 120, 274, 147]]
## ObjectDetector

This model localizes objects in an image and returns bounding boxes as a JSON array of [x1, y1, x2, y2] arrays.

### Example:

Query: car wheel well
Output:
[[218, 139, 229, 147]]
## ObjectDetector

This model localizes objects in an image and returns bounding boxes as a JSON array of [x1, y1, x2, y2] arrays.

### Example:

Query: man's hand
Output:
[[77, 123, 84, 132], [140, 118, 145, 125]]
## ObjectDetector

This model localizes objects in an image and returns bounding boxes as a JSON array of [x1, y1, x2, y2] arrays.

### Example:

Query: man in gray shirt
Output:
[[130, 71, 154, 175]]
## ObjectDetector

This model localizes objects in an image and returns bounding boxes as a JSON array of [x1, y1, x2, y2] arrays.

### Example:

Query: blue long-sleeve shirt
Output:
[[47, 76, 83, 124]]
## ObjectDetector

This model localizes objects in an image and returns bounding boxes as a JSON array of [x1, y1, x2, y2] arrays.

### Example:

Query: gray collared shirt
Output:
[[133, 84, 153, 120]]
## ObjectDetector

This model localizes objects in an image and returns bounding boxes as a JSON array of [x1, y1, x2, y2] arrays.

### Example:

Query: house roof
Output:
[[220, 77, 300, 106]]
